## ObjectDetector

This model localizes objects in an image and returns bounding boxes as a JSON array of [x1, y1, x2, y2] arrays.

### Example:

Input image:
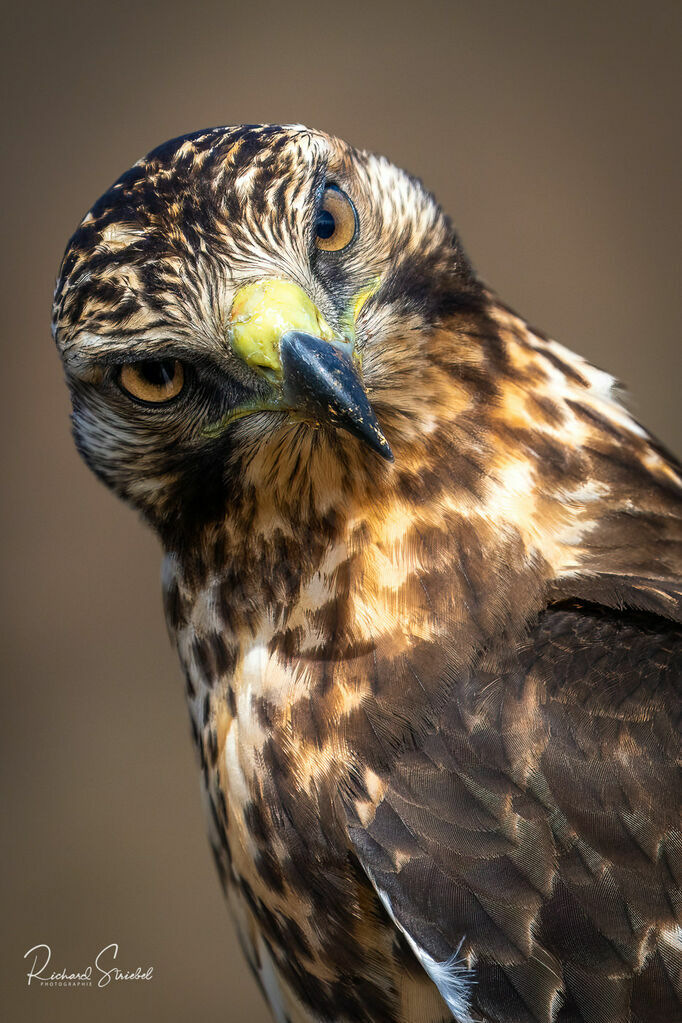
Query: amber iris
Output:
[[314, 186, 357, 252], [119, 359, 184, 404]]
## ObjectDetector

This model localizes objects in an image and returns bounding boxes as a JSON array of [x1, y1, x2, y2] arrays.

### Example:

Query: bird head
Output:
[[52, 124, 483, 542]]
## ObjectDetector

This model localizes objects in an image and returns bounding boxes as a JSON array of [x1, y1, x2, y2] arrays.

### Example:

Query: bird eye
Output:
[[118, 359, 185, 404], [314, 185, 357, 252]]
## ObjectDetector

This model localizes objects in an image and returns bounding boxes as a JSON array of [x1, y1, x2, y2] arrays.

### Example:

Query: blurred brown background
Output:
[[2, 1, 680, 1020]]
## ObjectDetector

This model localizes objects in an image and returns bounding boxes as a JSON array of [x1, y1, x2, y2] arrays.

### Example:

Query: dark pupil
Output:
[[139, 359, 174, 387], [316, 209, 336, 239]]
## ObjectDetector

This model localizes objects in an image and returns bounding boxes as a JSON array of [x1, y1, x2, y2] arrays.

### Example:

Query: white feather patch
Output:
[[375, 887, 475, 1022]]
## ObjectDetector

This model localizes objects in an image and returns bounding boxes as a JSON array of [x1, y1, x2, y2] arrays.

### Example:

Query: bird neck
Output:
[[162, 465, 554, 706]]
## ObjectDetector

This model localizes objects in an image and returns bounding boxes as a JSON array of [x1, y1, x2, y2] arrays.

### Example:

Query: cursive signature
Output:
[[24, 943, 154, 987]]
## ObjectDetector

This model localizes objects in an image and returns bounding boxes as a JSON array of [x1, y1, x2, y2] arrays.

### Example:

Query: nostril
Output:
[[228, 279, 337, 379]]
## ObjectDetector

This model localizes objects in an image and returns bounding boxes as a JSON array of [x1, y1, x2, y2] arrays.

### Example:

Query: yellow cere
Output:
[[352, 278, 381, 322], [230, 280, 336, 377], [337, 277, 381, 340]]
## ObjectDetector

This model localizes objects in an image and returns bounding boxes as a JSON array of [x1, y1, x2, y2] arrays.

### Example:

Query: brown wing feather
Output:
[[347, 602, 682, 1023]]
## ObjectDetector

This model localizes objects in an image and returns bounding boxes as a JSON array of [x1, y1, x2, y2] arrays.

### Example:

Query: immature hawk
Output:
[[53, 125, 682, 1023]]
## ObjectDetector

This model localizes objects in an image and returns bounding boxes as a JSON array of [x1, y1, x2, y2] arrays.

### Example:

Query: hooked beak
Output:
[[228, 279, 393, 461], [279, 330, 393, 460]]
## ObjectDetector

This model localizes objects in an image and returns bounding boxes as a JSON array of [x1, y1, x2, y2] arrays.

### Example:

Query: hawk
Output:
[[52, 125, 682, 1023]]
